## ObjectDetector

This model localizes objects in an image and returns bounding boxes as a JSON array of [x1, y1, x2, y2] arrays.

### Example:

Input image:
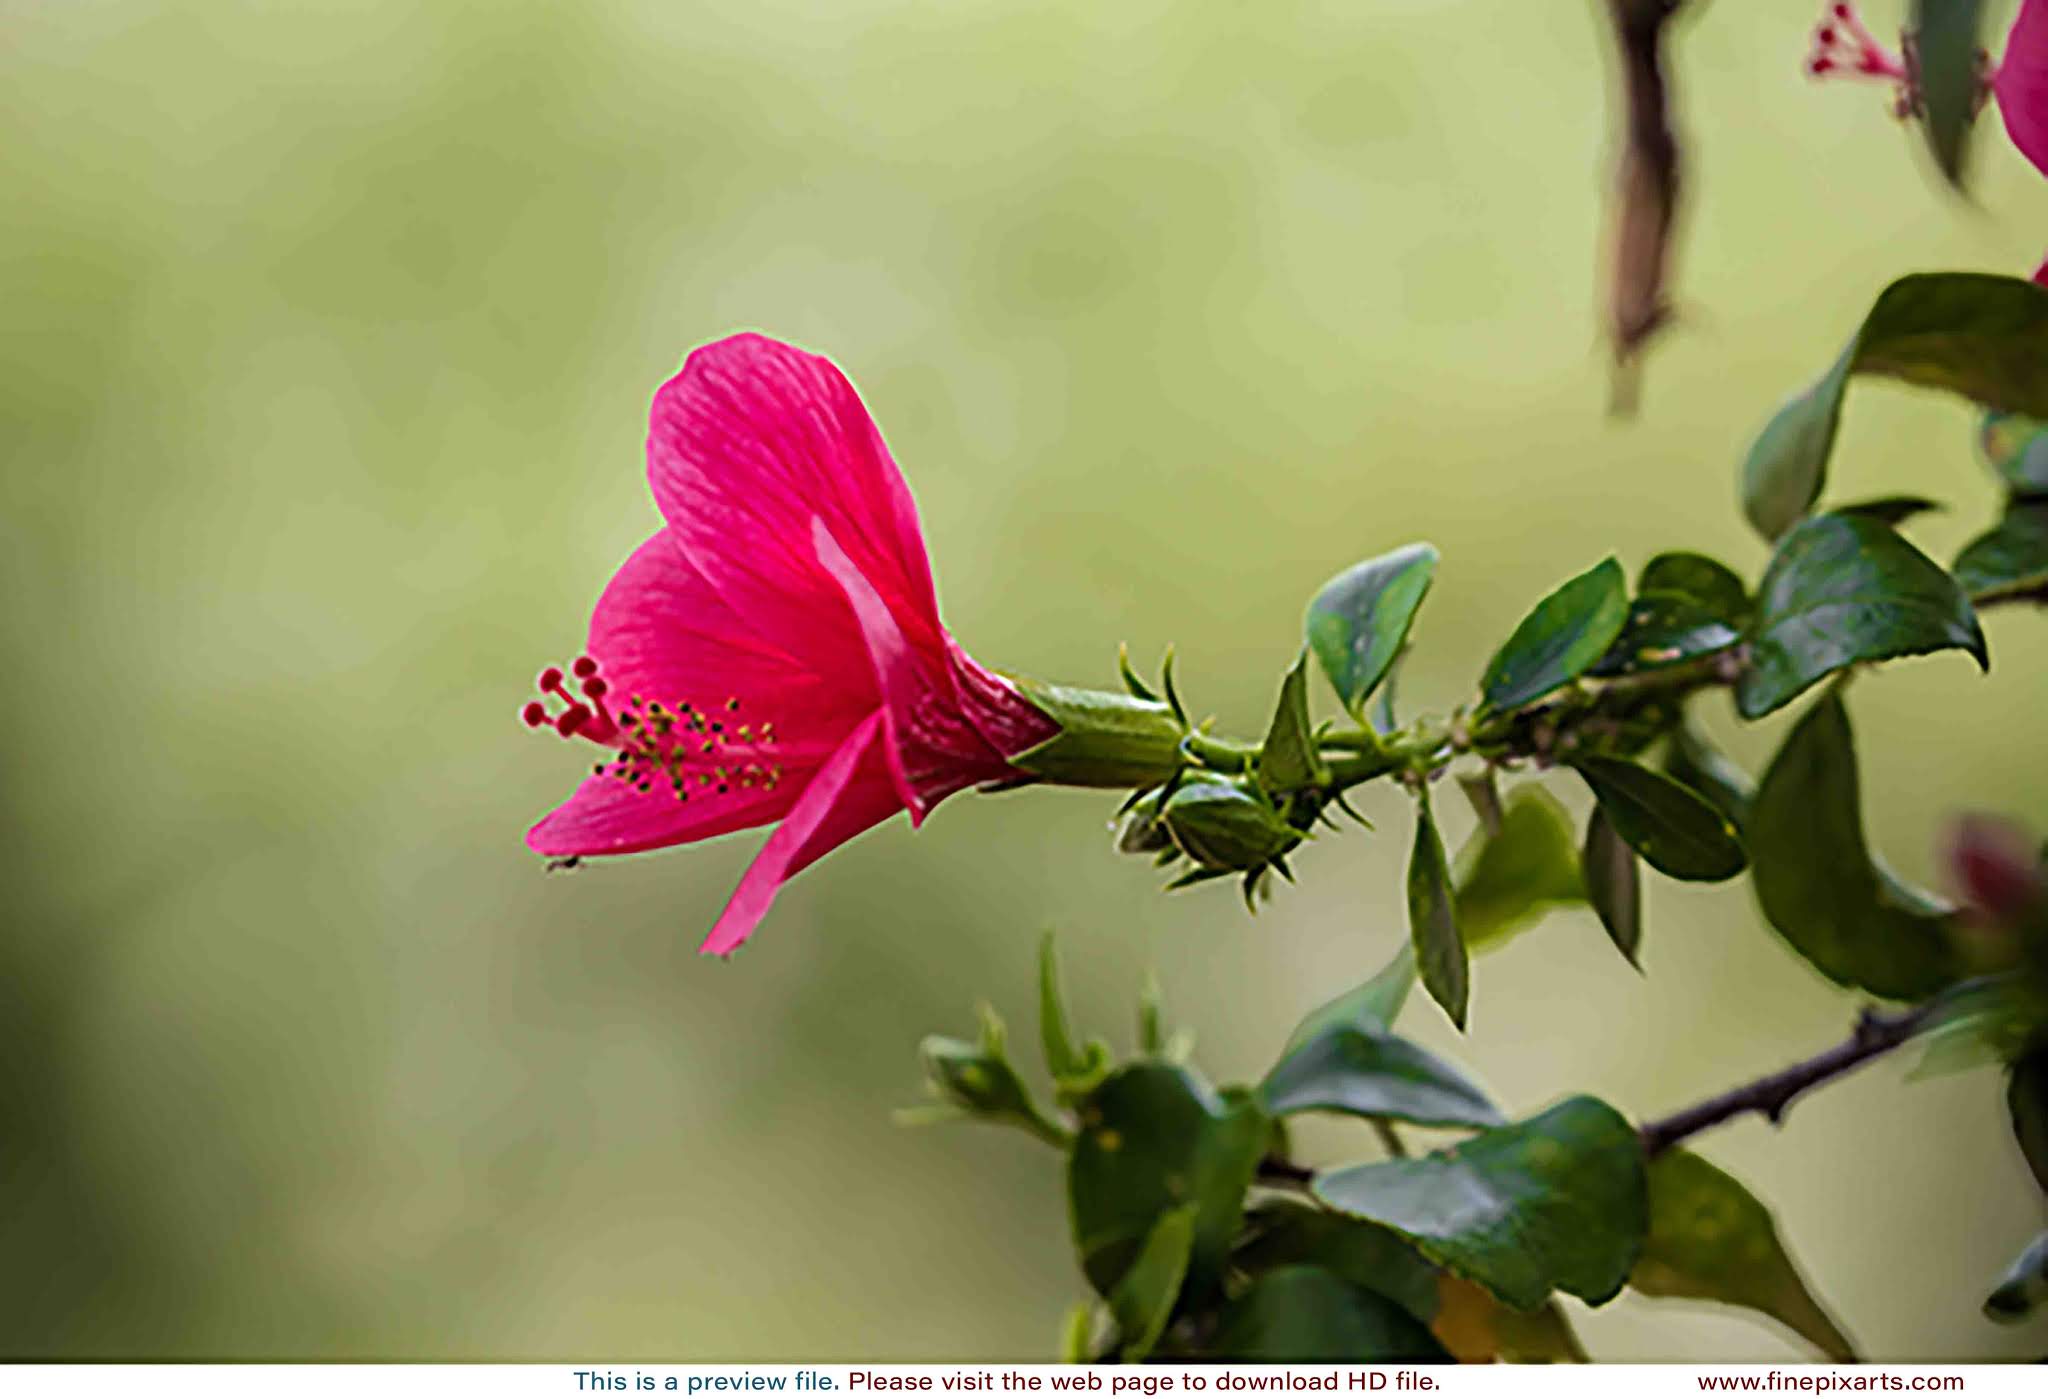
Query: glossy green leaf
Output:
[[1314, 1096, 1648, 1311], [1478, 557, 1629, 713], [1749, 692, 1960, 999], [1741, 273, 2048, 539], [1737, 512, 1987, 720], [1260, 1023, 1502, 1129], [1913, 0, 1989, 187], [1306, 544, 1439, 716], [1985, 1232, 2048, 1323], [1572, 755, 1746, 882], [1630, 1150, 1856, 1361], [1283, 946, 1418, 1051], [1639, 552, 1750, 619], [1833, 494, 1944, 527], [1108, 1204, 1195, 1360], [1407, 791, 1469, 1031], [1453, 786, 1586, 952], [1660, 719, 1755, 832], [1233, 1200, 1440, 1325], [1258, 651, 1329, 792], [1980, 411, 2048, 495], [1212, 1266, 1449, 1362], [1069, 1062, 1268, 1302], [2011, 1053, 2048, 1199], [1955, 502, 2048, 603], [1589, 590, 1742, 679], [1582, 807, 1643, 967]]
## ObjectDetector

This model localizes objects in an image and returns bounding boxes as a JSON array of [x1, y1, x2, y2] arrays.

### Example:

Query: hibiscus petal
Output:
[[1998, 0, 2048, 177], [811, 518, 931, 820], [700, 710, 903, 956], [646, 334, 946, 667], [588, 528, 872, 762], [526, 770, 791, 858]]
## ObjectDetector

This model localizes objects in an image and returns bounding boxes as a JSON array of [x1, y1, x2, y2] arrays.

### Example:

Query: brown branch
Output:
[[1636, 1002, 1939, 1159]]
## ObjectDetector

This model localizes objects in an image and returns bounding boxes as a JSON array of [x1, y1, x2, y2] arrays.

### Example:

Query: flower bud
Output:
[[1160, 777, 1303, 872]]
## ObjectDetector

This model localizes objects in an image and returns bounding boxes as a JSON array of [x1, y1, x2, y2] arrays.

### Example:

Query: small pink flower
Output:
[[523, 334, 1059, 956]]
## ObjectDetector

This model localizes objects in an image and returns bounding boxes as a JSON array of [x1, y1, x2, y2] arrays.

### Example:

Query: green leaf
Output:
[[1407, 790, 1469, 1031], [1910, 974, 2047, 1079], [1212, 1266, 1450, 1361], [1233, 1200, 1441, 1325], [1314, 1096, 1647, 1311], [1058, 1301, 1099, 1364], [1582, 807, 1643, 968], [1660, 719, 1755, 832], [1306, 543, 1439, 717], [1737, 512, 1987, 720], [1039, 932, 1085, 1078], [1588, 590, 1742, 679], [1639, 552, 1750, 619], [2010, 1053, 2048, 1199], [1833, 494, 1945, 527], [1478, 557, 1629, 713], [1913, 0, 1989, 187], [1742, 272, 2048, 539], [1453, 786, 1586, 952], [1749, 692, 1960, 999], [1260, 1023, 1502, 1129], [1571, 755, 1747, 882], [1630, 1150, 1856, 1361], [1283, 946, 1417, 1051], [1069, 1062, 1268, 1302], [1107, 1204, 1195, 1360], [1985, 1232, 2048, 1323], [1258, 651, 1330, 792], [1433, 1278, 1589, 1363], [1955, 502, 2048, 603], [1980, 411, 2048, 495]]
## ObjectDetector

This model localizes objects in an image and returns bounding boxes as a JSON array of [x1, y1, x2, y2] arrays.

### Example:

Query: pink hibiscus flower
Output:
[[521, 335, 1163, 956]]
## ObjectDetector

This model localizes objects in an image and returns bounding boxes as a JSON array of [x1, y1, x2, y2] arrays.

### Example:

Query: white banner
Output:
[[0, 1364, 2014, 1399]]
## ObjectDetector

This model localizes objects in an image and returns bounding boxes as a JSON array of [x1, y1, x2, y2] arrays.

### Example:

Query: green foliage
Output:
[[1571, 755, 1746, 882], [1631, 1150, 1856, 1361], [1478, 556, 1629, 714], [1581, 807, 1643, 968], [1452, 786, 1586, 952], [1038, 933, 1112, 1102], [1068, 1062, 1267, 1302], [1749, 692, 1959, 999], [1589, 591, 1742, 679], [1258, 651, 1330, 792], [1660, 718, 1754, 830], [1741, 273, 2048, 539], [1637, 551, 1751, 619], [1306, 544, 1438, 718], [1283, 947, 1418, 1051], [1954, 503, 2048, 603], [1985, 1233, 2048, 1323], [1406, 790, 1469, 1030], [1911, 0, 1989, 187], [2011, 1054, 2048, 1199], [1981, 411, 2048, 495], [1737, 513, 1986, 720], [1259, 1023, 1502, 1129], [1210, 1266, 1449, 1361], [1833, 495, 1945, 527], [1313, 1097, 1647, 1311], [1231, 1201, 1442, 1325], [1106, 1205, 1195, 1360]]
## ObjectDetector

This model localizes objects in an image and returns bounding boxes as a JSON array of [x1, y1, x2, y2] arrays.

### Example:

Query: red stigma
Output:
[[582, 676, 609, 700], [522, 701, 547, 728], [573, 656, 599, 679], [539, 666, 565, 692]]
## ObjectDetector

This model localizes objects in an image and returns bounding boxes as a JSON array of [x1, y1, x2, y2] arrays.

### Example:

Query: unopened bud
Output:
[[1160, 777, 1302, 872]]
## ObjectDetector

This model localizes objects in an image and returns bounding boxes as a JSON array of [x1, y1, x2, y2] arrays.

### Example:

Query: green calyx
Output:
[[1008, 679, 1188, 788]]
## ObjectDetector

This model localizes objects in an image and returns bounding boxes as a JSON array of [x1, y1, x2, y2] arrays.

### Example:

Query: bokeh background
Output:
[[5, 0, 2047, 1362]]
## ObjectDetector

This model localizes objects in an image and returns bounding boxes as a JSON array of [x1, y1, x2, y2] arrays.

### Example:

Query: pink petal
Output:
[[1998, 0, 2048, 178], [527, 770, 792, 858], [647, 334, 946, 671], [588, 528, 872, 763], [700, 710, 903, 956]]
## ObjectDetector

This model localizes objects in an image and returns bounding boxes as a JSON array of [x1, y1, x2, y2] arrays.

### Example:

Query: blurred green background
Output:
[[4, 0, 2046, 1362]]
